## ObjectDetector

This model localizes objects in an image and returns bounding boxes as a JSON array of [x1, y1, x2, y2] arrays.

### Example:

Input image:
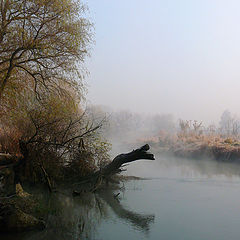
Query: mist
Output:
[[88, 104, 240, 180], [2, 1, 240, 239], [84, 2, 240, 237], [86, 0, 240, 125]]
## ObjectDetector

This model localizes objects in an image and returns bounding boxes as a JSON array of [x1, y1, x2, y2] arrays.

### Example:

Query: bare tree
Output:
[[219, 110, 240, 137], [179, 119, 191, 135]]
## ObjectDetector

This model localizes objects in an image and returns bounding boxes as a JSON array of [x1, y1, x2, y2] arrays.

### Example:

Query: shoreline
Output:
[[151, 138, 240, 163]]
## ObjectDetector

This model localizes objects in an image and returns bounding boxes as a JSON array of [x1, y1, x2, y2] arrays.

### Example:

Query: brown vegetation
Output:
[[145, 119, 240, 162], [0, 0, 111, 196]]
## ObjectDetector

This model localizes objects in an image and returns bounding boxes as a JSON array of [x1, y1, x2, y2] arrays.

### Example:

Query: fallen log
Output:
[[99, 144, 155, 177], [74, 144, 155, 193]]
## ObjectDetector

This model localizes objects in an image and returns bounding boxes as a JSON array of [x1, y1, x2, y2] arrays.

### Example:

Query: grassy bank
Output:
[[144, 134, 240, 162]]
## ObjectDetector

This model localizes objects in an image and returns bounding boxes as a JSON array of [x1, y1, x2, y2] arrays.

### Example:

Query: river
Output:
[[2, 154, 240, 240]]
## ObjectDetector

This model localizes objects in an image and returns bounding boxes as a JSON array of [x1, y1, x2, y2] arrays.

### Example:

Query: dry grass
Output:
[[138, 131, 240, 161]]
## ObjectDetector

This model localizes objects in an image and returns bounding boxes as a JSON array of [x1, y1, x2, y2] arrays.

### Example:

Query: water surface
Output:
[[3, 155, 240, 240]]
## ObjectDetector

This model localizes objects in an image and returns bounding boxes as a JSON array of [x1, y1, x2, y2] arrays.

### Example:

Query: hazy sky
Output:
[[86, 0, 240, 125]]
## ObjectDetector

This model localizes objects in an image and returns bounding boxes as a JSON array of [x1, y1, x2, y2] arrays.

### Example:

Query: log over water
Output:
[[74, 144, 155, 192], [99, 144, 155, 177]]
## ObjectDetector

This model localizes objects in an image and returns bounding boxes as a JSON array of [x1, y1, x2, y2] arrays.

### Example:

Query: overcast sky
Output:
[[85, 0, 240, 125]]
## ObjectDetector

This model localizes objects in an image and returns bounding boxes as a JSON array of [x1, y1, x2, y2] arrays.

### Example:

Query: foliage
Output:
[[0, 0, 111, 185], [0, 90, 111, 183], [224, 138, 233, 145], [0, 0, 93, 100]]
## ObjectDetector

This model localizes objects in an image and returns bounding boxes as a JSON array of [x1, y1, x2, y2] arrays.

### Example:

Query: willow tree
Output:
[[0, 0, 92, 100]]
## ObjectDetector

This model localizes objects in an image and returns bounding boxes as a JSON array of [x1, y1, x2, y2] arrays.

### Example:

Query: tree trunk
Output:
[[99, 144, 154, 178], [74, 144, 155, 192]]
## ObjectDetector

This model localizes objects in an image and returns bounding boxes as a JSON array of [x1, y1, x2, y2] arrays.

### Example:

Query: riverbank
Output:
[[0, 174, 149, 237], [0, 172, 147, 234], [148, 135, 240, 162]]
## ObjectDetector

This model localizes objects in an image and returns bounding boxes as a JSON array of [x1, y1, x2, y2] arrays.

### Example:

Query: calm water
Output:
[[3, 155, 240, 240]]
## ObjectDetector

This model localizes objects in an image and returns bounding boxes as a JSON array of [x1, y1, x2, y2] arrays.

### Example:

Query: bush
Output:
[[224, 138, 234, 144], [0, 90, 111, 184]]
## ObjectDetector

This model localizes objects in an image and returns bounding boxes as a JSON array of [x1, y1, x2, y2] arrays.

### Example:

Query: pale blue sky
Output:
[[86, 0, 240, 124]]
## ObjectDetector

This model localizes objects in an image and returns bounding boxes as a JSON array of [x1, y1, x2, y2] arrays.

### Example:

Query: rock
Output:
[[0, 203, 45, 232]]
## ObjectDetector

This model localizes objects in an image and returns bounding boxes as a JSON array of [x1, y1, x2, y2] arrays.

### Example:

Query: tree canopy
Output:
[[0, 0, 93, 101], [0, 1, 111, 185]]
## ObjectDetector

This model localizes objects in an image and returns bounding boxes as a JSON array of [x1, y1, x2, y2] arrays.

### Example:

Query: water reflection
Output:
[[165, 156, 240, 180], [4, 155, 240, 240], [1, 187, 155, 240], [98, 190, 154, 233], [127, 154, 240, 180]]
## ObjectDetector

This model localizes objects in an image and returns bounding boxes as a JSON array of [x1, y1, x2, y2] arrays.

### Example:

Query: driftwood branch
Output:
[[100, 144, 155, 177], [72, 144, 155, 193]]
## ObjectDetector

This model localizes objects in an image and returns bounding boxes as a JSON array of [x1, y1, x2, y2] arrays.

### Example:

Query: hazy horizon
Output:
[[86, 0, 240, 125]]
